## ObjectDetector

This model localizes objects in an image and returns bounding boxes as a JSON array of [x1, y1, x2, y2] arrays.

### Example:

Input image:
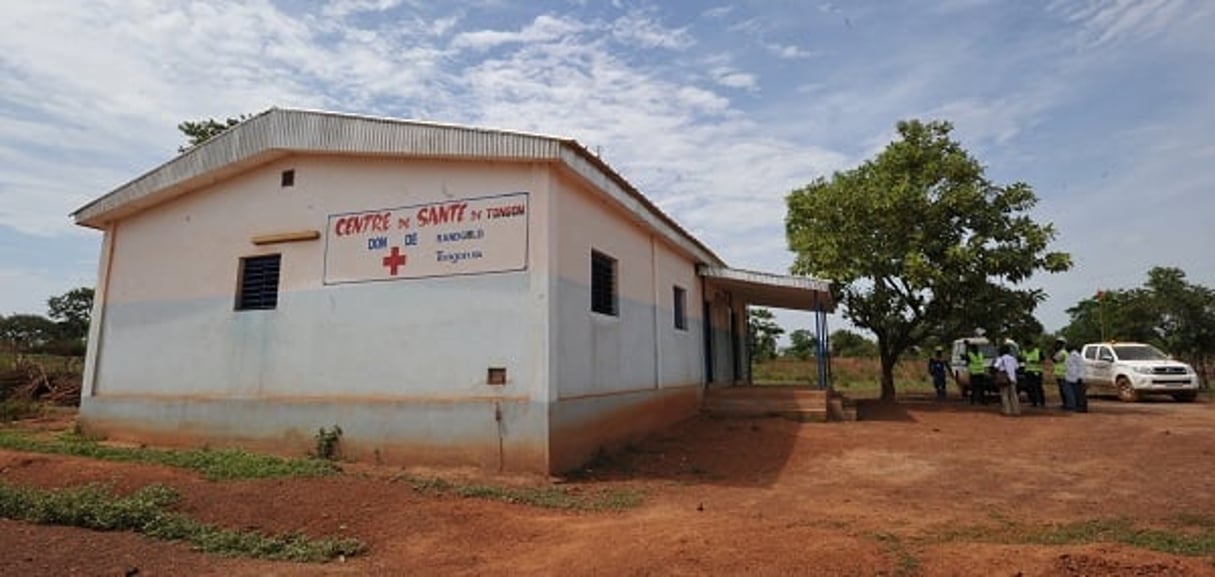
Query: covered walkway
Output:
[[698, 266, 835, 389]]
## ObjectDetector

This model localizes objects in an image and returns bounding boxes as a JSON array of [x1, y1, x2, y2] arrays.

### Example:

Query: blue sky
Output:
[[2, 0, 1212, 338]]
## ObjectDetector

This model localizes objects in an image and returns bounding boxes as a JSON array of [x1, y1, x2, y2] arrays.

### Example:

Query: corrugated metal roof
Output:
[[74, 108, 723, 266], [698, 265, 834, 311]]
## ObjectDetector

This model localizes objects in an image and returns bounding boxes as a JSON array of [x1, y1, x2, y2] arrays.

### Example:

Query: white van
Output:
[[949, 337, 1020, 398]]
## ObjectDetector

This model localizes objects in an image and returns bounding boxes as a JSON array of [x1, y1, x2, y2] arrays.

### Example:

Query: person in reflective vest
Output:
[[967, 344, 989, 405], [1052, 338, 1071, 409], [1023, 344, 1045, 407]]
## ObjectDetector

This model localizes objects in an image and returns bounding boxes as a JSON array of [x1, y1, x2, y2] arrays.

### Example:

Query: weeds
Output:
[[313, 425, 343, 461], [402, 475, 644, 511], [0, 429, 339, 480], [870, 532, 920, 577], [0, 482, 363, 562], [0, 399, 42, 422], [752, 357, 939, 397], [928, 516, 1215, 557]]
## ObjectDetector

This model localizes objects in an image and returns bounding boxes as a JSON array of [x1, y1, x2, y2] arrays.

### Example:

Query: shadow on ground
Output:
[[564, 412, 803, 489]]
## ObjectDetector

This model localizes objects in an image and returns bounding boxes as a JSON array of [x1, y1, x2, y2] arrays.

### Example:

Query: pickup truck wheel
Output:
[[1116, 376, 1139, 402], [1172, 392, 1197, 403]]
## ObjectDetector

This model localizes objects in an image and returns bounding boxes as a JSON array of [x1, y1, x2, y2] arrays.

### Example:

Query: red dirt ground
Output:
[[2, 394, 1214, 576]]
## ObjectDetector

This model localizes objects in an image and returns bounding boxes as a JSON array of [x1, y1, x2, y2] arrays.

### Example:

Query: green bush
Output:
[[312, 425, 343, 461]]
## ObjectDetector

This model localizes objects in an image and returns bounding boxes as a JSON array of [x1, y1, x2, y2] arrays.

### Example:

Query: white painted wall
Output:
[[551, 171, 704, 399], [81, 149, 718, 472], [91, 155, 552, 404]]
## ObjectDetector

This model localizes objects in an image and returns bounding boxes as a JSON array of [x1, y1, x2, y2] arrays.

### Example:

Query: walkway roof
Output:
[[699, 266, 834, 312]]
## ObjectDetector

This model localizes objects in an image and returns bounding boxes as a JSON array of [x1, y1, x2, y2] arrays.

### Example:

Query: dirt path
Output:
[[2, 396, 1214, 576]]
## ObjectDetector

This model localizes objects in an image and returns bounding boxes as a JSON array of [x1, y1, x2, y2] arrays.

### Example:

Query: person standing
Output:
[[1052, 338, 1069, 409], [967, 343, 990, 405], [993, 344, 1021, 416], [928, 347, 949, 400], [1065, 342, 1087, 412], [1023, 342, 1045, 407]]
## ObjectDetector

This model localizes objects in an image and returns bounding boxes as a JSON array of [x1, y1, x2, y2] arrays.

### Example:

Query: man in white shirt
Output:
[[993, 344, 1020, 416], [1064, 343, 1087, 412]]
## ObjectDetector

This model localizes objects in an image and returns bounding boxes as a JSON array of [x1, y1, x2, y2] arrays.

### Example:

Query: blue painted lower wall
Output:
[[78, 394, 549, 472], [548, 384, 702, 473]]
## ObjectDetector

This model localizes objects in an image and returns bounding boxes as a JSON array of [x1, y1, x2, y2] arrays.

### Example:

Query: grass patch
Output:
[[929, 516, 1215, 557], [402, 475, 644, 511], [0, 352, 82, 373], [0, 482, 363, 562], [0, 399, 43, 423], [870, 531, 920, 577], [0, 429, 339, 480], [752, 357, 940, 398]]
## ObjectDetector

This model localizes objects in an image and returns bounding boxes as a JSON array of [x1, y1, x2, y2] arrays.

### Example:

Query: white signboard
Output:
[[323, 192, 529, 284]]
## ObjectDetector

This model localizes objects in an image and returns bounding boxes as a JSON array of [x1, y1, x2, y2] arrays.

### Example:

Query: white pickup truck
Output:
[[1080, 342, 1199, 402]]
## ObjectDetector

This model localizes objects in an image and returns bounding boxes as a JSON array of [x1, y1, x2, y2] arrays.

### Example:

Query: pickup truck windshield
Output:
[[1112, 345, 1168, 361]]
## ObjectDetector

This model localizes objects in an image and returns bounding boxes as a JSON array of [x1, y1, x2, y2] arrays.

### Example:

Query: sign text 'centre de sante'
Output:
[[323, 192, 529, 284]]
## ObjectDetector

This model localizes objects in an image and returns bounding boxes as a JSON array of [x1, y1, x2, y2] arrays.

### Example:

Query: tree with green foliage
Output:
[[0, 314, 60, 351], [177, 114, 252, 152], [1143, 267, 1215, 378], [784, 328, 818, 360], [747, 307, 784, 363], [1061, 289, 1157, 345], [829, 329, 878, 358], [786, 120, 1071, 401], [47, 287, 93, 342]]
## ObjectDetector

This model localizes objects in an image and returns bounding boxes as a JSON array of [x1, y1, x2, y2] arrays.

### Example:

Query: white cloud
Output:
[[610, 10, 694, 50], [0, 1, 468, 236], [711, 67, 758, 90], [322, 0, 407, 19], [1050, 0, 1188, 48], [765, 43, 817, 59], [921, 89, 1062, 146], [726, 17, 765, 35], [451, 14, 588, 51]]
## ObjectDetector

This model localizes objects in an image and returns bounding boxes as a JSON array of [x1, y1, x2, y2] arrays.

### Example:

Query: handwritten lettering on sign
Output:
[[323, 192, 529, 284]]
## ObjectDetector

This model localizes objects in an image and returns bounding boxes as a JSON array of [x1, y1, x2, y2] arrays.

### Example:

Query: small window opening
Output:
[[281, 169, 295, 187], [487, 367, 507, 385], [673, 286, 687, 330], [236, 254, 281, 310], [591, 250, 618, 316]]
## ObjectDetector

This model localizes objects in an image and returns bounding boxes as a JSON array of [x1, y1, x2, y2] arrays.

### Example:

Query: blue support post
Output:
[[814, 302, 830, 389]]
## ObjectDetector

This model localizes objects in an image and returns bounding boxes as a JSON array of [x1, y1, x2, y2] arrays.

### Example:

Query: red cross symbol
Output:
[[381, 246, 407, 276]]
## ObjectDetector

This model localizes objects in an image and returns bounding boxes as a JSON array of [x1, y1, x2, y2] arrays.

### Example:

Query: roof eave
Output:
[[73, 108, 727, 268]]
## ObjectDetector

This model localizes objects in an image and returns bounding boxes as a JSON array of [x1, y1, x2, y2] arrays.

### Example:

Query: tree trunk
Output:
[[879, 354, 898, 402]]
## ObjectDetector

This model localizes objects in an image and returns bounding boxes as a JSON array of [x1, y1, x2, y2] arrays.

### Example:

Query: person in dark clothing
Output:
[[1022, 343, 1046, 407], [928, 347, 949, 400]]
